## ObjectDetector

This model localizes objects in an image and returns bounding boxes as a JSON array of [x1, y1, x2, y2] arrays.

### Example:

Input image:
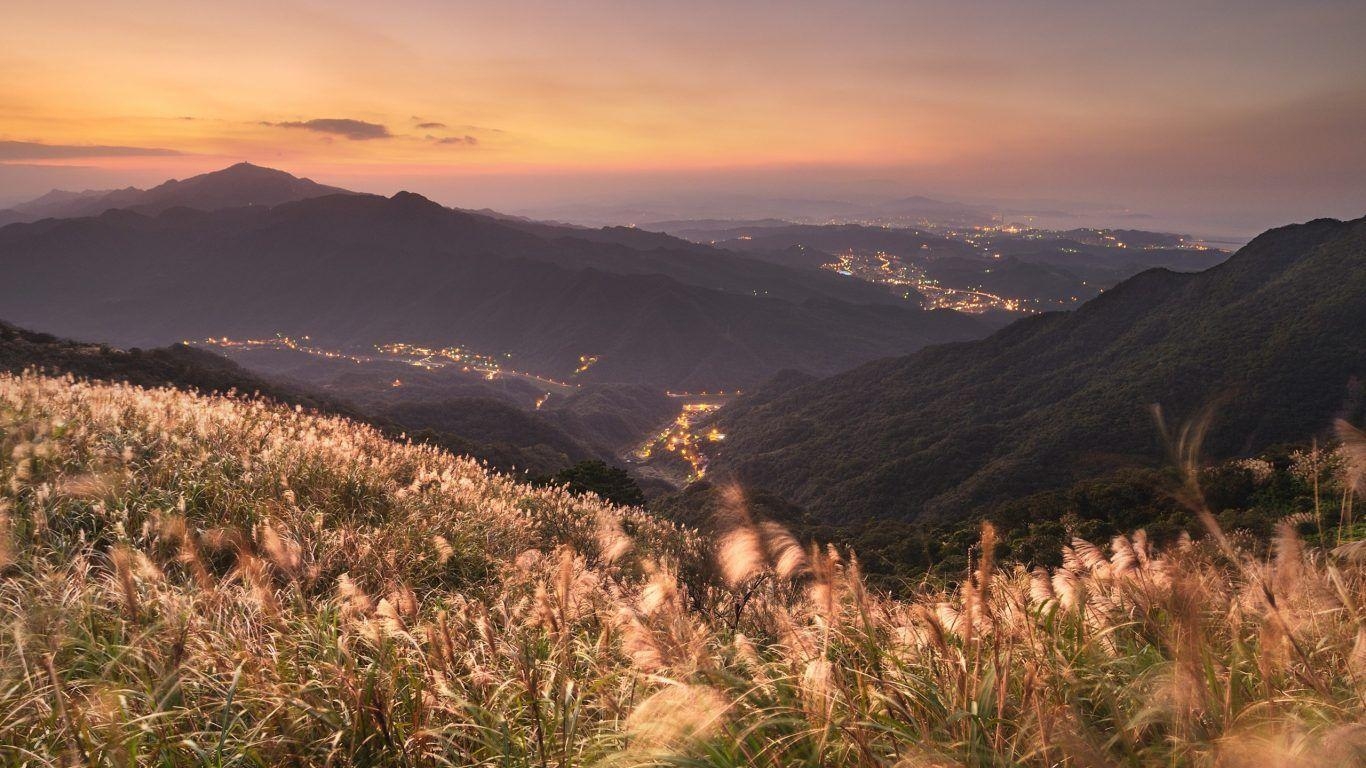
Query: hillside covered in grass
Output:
[[3, 372, 1366, 766]]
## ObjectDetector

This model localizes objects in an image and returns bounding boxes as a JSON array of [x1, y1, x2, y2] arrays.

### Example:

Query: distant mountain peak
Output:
[[0, 163, 355, 224], [16, 188, 116, 208], [216, 161, 274, 175], [209, 161, 305, 180], [155, 162, 337, 189], [386, 190, 453, 216], [390, 190, 433, 204]]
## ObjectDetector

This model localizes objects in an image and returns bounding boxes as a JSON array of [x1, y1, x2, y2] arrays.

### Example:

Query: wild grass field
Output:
[[2, 370, 1365, 766]]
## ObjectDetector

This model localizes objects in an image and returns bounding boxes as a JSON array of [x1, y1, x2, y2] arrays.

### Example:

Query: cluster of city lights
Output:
[[634, 401, 728, 481], [820, 250, 1030, 314], [194, 335, 584, 391]]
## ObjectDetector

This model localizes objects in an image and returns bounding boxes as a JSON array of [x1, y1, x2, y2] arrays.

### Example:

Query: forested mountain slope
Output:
[[711, 216, 1366, 522]]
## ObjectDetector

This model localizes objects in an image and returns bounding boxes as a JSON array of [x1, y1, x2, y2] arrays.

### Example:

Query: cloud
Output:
[[433, 135, 478, 146], [0, 141, 184, 161], [415, 121, 447, 129], [267, 118, 391, 140]]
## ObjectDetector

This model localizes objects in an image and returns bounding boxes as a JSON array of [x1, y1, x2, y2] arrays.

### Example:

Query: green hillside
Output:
[[711, 216, 1366, 522]]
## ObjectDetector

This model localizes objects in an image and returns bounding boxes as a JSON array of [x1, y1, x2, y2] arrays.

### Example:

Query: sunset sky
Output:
[[3, 0, 1364, 236]]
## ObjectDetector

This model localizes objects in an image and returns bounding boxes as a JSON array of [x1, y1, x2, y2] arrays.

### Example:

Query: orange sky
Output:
[[3, 0, 1364, 233]]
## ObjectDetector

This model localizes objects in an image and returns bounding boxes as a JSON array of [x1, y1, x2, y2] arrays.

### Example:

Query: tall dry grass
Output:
[[1, 370, 1364, 766]]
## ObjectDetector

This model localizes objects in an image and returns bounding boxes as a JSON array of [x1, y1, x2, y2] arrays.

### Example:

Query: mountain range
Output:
[[708, 215, 1366, 523], [0, 164, 985, 391]]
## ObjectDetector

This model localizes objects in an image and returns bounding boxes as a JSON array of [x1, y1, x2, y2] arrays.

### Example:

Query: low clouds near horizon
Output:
[[265, 119, 391, 140], [263, 117, 479, 146], [0, 141, 183, 161]]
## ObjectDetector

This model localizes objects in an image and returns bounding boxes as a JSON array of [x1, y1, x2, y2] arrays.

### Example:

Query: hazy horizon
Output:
[[0, 159, 1342, 243]]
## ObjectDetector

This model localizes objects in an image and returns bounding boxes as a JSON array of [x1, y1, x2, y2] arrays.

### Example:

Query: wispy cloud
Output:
[[0, 141, 183, 160], [432, 135, 478, 146], [265, 118, 392, 140], [415, 121, 446, 129]]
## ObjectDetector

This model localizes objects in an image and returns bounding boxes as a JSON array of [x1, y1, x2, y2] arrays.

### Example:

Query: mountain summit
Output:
[[125, 162, 354, 214], [0, 163, 353, 224]]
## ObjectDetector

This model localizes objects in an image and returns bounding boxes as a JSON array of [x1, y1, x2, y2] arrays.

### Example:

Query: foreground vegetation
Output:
[[660, 443, 1366, 593], [2, 372, 1365, 766]]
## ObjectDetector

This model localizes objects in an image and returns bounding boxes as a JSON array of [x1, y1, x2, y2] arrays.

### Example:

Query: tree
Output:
[[548, 461, 646, 508]]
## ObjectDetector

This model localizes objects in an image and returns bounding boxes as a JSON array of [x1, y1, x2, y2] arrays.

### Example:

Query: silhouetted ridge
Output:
[[0, 162, 354, 223]]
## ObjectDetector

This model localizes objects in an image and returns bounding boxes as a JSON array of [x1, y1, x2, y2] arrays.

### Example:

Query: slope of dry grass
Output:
[[2, 371, 1364, 766]]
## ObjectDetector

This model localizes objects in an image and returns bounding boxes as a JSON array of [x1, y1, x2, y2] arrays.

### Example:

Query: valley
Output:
[[692, 219, 1230, 320], [819, 248, 1030, 313], [195, 334, 580, 398], [192, 332, 744, 488], [630, 393, 735, 484]]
